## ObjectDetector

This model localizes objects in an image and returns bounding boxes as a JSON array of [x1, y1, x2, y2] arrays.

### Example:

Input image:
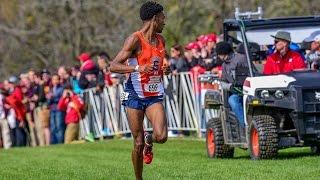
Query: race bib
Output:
[[144, 83, 160, 92]]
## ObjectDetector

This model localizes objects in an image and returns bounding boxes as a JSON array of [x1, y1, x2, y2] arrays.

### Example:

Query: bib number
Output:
[[144, 83, 160, 92]]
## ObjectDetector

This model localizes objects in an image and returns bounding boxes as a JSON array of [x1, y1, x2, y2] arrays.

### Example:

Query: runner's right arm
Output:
[[110, 34, 153, 74]]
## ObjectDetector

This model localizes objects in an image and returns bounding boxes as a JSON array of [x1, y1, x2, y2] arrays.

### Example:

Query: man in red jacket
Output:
[[5, 76, 27, 146], [263, 31, 306, 75], [57, 86, 84, 144]]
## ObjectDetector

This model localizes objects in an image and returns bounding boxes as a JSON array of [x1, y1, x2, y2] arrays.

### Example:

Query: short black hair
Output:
[[215, 42, 233, 55], [140, 1, 163, 21], [98, 52, 110, 61]]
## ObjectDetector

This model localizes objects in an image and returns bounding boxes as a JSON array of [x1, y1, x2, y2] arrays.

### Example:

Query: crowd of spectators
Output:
[[0, 52, 123, 148], [167, 33, 224, 75]]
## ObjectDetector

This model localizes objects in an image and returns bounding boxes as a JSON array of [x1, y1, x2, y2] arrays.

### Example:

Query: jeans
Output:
[[10, 121, 27, 147], [228, 94, 245, 127], [50, 110, 65, 144]]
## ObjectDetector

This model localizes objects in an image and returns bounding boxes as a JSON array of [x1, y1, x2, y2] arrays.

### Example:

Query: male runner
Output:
[[109, 1, 169, 180]]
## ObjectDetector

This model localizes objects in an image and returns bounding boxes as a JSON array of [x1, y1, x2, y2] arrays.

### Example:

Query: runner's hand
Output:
[[138, 64, 153, 73]]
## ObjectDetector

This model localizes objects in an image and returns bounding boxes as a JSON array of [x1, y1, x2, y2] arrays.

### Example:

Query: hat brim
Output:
[[270, 35, 291, 42]]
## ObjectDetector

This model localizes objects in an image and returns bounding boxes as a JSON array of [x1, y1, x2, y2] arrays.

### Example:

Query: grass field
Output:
[[0, 139, 319, 180]]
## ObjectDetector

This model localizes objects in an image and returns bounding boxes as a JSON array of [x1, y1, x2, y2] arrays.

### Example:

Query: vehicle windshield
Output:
[[237, 26, 320, 45], [228, 25, 320, 73]]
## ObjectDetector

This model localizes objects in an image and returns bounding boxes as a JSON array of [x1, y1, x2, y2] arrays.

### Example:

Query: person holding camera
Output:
[[57, 85, 84, 144]]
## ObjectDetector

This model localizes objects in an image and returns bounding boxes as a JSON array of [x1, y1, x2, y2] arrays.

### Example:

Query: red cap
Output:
[[185, 42, 200, 50], [78, 53, 91, 62], [197, 35, 206, 41], [206, 33, 217, 43], [185, 42, 194, 50]]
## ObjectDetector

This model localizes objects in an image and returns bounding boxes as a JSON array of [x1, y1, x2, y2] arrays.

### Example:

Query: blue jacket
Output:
[[48, 85, 64, 110], [71, 78, 83, 94]]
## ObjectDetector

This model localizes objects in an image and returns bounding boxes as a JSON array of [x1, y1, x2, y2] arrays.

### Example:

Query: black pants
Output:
[[10, 121, 27, 147]]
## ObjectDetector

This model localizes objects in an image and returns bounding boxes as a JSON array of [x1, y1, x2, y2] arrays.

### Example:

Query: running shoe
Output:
[[143, 132, 153, 164]]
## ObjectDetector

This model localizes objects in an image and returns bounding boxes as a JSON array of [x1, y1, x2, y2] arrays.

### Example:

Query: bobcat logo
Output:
[[315, 92, 320, 101]]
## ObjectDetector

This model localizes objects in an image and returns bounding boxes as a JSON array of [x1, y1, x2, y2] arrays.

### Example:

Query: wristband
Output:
[[134, 65, 139, 72]]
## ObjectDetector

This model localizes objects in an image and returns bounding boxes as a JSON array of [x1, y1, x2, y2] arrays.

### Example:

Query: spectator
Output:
[[97, 52, 113, 87], [21, 75, 38, 147], [169, 44, 189, 73], [205, 34, 217, 57], [58, 84, 84, 144], [41, 69, 51, 88], [263, 31, 306, 75], [0, 84, 12, 149], [5, 76, 27, 147], [199, 34, 223, 71], [58, 66, 71, 87], [184, 42, 200, 68], [304, 31, 320, 69], [33, 72, 50, 146], [37, 70, 51, 145], [47, 74, 65, 144], [70, 66, 83, 94], [78, 52, 104, 89], [28, 70, 36, 84]]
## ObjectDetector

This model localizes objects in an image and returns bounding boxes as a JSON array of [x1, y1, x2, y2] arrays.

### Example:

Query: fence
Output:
[[79, 72, 219, 139]]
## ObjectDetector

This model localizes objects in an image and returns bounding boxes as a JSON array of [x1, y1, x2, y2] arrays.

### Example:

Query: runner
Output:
[[109, 1, 169, 180]]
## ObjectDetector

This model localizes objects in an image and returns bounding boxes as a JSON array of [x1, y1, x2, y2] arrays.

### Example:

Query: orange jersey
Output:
[[125, 31, 165, 98]]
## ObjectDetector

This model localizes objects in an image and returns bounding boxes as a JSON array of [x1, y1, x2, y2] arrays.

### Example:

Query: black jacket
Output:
[[221, 53, 250, 87], [79, 66, 105, 89]]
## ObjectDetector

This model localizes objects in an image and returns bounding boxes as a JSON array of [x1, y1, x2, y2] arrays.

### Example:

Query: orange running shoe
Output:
[[143, 133, 153, 164]]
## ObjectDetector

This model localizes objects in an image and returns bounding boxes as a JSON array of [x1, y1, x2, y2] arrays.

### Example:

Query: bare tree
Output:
[[0, 0, 319, 79]]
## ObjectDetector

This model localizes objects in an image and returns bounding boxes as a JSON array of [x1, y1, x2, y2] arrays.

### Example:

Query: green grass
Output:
[[0, 139, 320, 180]]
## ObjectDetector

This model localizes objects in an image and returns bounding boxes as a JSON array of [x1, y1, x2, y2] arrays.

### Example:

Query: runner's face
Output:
[[155, 12, 165, 33]]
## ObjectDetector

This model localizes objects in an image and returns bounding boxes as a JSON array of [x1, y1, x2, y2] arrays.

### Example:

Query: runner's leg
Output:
[[127, 107, 145, 180], [145, 103, 168, 144]]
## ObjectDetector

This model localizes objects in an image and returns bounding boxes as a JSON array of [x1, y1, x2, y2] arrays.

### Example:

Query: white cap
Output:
[[304, 30, 320, 42], [8, 76, 18, 84]]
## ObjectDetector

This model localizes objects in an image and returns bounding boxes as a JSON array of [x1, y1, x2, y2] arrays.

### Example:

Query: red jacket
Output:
[[5, 86, 26, 122], [57, 94, 84, 124], [105, 73, 113, 86], [263, 50, 306, 75]]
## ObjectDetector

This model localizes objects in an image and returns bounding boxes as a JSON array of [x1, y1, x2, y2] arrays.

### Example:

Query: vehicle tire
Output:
[[310, 145, 320, 154], [206, 118, 234, 158], [249, 115, 278, 160]]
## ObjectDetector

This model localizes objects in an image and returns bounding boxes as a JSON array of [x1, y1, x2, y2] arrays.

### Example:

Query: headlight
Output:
[[275, 90, 284, 99], [260, 90, 270, 98]]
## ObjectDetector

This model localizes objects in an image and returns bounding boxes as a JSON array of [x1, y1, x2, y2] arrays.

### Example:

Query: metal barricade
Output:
[[79, 72, 220, 138]]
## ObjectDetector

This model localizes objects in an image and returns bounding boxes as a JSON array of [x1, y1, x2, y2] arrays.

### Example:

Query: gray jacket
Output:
[[221, 53, 250, 87]]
